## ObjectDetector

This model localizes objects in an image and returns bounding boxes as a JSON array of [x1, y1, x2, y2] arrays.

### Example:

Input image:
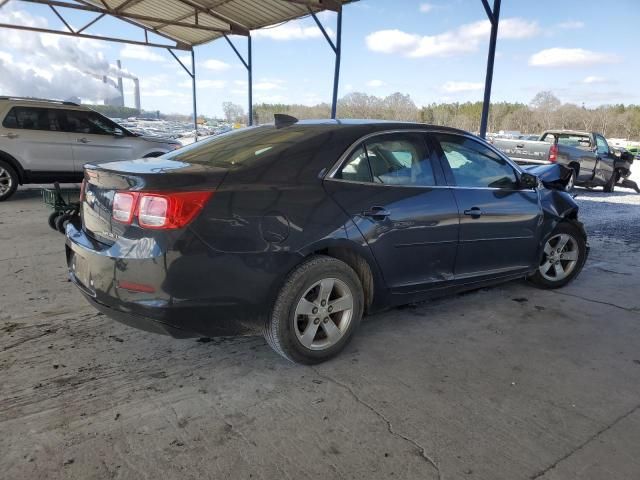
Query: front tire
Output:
[[565, 170, 575, 192], [603, 170, 619, 193], [264, 256, 364, 364], [528, 222, 587, 289], [0, 160, 18, 201]]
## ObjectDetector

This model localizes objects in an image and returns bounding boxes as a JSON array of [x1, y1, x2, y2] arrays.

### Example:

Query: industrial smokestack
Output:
[[116, 60, 124, 107], [133, 78, 141, 112]]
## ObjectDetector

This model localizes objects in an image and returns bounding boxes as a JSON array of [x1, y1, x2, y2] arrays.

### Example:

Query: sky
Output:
[[1, 0, 639, 117]]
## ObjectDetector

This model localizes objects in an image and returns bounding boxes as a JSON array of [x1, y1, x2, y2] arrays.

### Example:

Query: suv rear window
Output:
[[163, 126, 312, 168], [2, 107, 57, 131]]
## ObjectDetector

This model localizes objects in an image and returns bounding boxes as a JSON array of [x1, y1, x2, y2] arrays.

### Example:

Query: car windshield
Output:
[[162, 126, 312, 168]]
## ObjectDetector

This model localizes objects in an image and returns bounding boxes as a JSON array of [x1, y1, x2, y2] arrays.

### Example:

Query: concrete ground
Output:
[[1, 186, 639, 480]]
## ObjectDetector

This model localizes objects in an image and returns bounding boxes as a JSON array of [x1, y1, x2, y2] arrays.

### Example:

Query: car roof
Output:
[[263, 118, 469, 135], [0, 97, 89, 111]]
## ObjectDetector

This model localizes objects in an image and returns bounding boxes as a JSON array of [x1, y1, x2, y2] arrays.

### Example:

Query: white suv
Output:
[[0, 97, 182, 201]]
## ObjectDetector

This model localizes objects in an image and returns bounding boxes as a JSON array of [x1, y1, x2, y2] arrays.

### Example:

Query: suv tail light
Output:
[[112, 191, 213, 229], [549, 143, 558, 163]]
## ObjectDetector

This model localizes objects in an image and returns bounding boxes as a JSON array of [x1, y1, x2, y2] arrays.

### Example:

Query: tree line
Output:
[[240, 91, 640, 140]]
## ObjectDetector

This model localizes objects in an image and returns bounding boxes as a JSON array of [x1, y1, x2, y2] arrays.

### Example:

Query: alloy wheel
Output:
[[539, 233, 579, 282], [566, 171, 575, 191], [294, 277, 354, 351], [0, 167, 12, 196]]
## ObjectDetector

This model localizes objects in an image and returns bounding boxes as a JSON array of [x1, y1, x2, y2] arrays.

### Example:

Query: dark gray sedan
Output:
[[66, 118, 588, 364]]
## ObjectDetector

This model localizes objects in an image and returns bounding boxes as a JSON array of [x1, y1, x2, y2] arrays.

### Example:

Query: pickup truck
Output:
[[492, 130, 637, 192]]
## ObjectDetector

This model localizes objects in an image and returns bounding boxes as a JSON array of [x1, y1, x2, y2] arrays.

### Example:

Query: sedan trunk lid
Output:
[[82, 157, 227, 244]]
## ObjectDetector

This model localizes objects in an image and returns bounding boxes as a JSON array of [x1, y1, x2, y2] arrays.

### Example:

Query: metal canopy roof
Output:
[[0, 0, 501, 138], [73, 0, 348, 47]]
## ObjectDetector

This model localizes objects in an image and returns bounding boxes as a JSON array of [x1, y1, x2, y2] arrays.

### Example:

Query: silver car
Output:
[[0, 97, 182, 201]]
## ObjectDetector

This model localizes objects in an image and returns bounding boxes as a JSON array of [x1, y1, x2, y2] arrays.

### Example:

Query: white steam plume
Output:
[[0, 8, 137, 101]]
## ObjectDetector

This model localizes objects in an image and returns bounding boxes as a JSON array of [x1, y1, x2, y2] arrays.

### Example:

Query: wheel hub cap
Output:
[[539, 233, 579, 282], [294, 277, 354, 351], [0, 167, 12, 195]]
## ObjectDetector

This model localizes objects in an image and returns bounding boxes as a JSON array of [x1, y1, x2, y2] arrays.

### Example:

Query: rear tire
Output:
[[264, 255, 364, 364], [528, 222, 587, 289], [48, 211, 61, 231], [565, 169, 576, 192], [55, 213, 71, 234], [0, 160, 18, 201]]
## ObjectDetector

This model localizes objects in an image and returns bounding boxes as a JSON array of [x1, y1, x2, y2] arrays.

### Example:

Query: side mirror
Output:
[[113, 128, 124, 138], [519, 172, 538, 189], [620, 151, 633, 162]]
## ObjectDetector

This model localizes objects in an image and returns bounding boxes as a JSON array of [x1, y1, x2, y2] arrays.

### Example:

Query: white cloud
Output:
[[441, 81, 483, 93], [497, 18, 542, 39], [254, 81, 282, 91], [556, 20, 585, 29], [366, 17, 539, 58], [419, 3, 435, 13], [366, 79, 386, 87], [582, 76, 607, 84], [178, 79, 226, 88], [120, 44, 165, 62], [253, 23, 334, 41], [529, 48, 621, 67], [201, 59, 230, 71]]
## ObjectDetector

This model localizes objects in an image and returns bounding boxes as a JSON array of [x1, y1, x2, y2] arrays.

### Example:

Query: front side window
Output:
[[595, 135, 609, 155], [60, 110, 119, 135], [435, 133, 518, 189], [2, 107, 57, 131]]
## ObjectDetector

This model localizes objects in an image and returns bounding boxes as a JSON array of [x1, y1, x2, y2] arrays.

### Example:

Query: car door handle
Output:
[[516, 143, 524, 148], [0, 132, 18, 139], [362, 206, 390, 220], [77, 137, 90, 143], [463, 207, 482, 218]]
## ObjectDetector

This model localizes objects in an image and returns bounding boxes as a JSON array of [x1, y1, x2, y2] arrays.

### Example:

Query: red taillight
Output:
[[112, 192, 138, 224], [549, 143, 558, 163], [111, 191, 213, 229]]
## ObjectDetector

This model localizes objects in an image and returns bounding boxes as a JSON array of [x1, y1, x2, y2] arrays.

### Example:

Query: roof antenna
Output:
[[274, 113, 298, 129]]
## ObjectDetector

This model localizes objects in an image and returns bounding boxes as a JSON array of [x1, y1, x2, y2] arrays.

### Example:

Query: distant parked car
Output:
[[0, 97, 182, 201], [67, 118, 589, 364], [492, 129, 635, 192]]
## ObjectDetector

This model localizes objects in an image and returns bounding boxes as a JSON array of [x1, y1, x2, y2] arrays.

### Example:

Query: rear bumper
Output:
[[78, 290, 196, 338], [66, 222, 264, 338]]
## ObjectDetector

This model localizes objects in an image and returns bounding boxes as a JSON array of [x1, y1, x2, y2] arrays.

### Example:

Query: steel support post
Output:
[[479, 0, 501, 138]]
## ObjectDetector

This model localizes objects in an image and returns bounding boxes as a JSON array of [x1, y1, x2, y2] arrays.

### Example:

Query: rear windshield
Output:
[[542, 132, 591, 148], [163, 126, 314, 168]]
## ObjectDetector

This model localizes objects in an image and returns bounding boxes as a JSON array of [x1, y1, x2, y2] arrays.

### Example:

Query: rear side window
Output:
[[2, 108, 18, 128], [2, 107, 57, 131], [364, 133, 434, 186], [335, 145, 372, 182]]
